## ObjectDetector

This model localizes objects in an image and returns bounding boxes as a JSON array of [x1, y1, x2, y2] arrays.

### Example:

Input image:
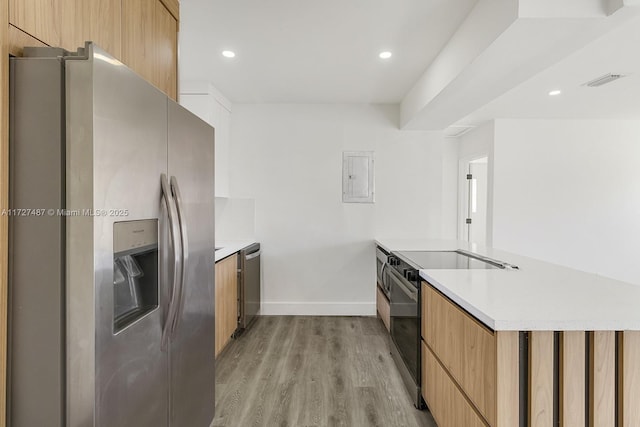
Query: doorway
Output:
[[459, 156, 488, 246]]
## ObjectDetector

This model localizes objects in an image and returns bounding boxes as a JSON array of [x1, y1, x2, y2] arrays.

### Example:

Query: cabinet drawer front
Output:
[[423, 342, 487, 427], [215, 254, 238, 357], [422, 282, 496, 425], [376, 286, 390, 332]]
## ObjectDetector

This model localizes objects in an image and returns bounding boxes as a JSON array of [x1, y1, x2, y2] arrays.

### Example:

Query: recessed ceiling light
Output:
[[222, 50, 236, 58], [548, 90, 562, 96], [379, 51, 392, 59]]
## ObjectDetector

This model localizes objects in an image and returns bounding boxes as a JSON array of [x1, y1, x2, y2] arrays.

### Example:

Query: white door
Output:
[[463, 157, 488, 246]]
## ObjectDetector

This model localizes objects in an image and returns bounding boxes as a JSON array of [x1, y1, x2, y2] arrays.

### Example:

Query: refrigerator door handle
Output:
[[170, 175, 189, 333], [161, 173, 182, 351]]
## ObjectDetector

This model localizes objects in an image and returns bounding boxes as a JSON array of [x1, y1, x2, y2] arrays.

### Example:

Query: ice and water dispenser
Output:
[[113, 220, 159, 333]]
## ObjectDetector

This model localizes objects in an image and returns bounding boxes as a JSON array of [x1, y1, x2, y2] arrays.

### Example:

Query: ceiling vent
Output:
[[445, 126, 475, 138], [583, 73, 625, 87]]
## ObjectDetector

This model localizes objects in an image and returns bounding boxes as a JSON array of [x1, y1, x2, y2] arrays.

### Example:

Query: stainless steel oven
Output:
[[388, 253, 422, 408], [376, 246, 391, 297]]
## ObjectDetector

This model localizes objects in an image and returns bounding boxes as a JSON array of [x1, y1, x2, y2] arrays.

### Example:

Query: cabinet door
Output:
[[423, 283, 496, 425], [122, 0, 155, 83], [215, 254, 238, 357], [122, 0, 177, 99], [423, 343, 487, 427], [376, 287, 390, 331], [9, 0, 61, 46], [154, 0, 177, 100], [61, 0, 121, 59]]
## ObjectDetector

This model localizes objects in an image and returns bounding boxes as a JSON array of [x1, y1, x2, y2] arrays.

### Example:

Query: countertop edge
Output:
[[215, 240, 258, 262], [419, 270, 640, 331], [419, 270, 497, 330]]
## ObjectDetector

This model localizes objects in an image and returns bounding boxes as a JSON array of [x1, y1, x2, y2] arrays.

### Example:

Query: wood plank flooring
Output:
[[213, 316, 436, 427]]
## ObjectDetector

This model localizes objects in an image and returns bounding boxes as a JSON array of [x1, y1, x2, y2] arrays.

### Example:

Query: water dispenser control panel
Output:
[[113, 219, 158, 255]]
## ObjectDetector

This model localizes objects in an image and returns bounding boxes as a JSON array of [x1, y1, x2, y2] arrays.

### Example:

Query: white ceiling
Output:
[[454, 14, 640, 126], [179, 0, 478, 103]]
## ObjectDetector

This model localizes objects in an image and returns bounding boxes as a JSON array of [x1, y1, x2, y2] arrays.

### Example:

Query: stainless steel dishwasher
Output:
[[237, 243, 261, 331]]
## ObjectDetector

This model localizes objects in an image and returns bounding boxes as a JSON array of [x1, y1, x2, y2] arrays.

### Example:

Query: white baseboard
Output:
[[260, 302, 376, 316]]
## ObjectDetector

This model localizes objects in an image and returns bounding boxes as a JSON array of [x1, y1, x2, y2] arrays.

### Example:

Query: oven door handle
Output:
[[379, 261, 387, 283], [388, 268, 418, 302]]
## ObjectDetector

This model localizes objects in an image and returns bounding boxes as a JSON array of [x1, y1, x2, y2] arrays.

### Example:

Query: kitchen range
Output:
[[9, 43, 215, 427], [378, 246, 512, 409]]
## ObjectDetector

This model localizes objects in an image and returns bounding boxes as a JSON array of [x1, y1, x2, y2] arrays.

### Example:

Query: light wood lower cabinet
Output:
[[376, 286, 390, 331], [423, 341, 487, 427], [421, 281, 519, 427], [420, 280, 640, 427], [423, 283, 496, 425], [215, 254, 238, 357]]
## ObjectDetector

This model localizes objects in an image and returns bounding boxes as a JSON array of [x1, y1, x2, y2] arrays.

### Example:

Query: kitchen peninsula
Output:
[[377, 239, 640, 427]]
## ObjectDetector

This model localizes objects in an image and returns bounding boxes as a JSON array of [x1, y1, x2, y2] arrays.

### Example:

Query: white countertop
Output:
[[376, 238, 640, 331], [215, 239, 257, 262]]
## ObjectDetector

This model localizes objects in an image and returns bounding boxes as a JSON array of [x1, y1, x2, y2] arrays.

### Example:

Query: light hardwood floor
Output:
[[213, 316, 436, 427]]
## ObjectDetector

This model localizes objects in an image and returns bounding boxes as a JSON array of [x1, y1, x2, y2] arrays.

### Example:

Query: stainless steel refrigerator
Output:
[[8, 43, 215, 427]]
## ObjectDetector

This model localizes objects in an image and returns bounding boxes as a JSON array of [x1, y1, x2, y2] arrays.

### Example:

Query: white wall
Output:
[[441, 140, 459, 238], [230, 104, 453, 315], [215, 197, 255, 241], [492, 119, 640, 285], [458, 121, 494, 159]]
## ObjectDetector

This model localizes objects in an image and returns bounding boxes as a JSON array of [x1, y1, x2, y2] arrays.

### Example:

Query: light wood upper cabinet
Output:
[[215, 254, 238, 358], [9, 0, 62, 47], [122, 0, 178, 99], [121, 0, 155, 82], [61, 0, 122, 59], [9, 0, 177, 99], [154, 0, 177, 99]]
